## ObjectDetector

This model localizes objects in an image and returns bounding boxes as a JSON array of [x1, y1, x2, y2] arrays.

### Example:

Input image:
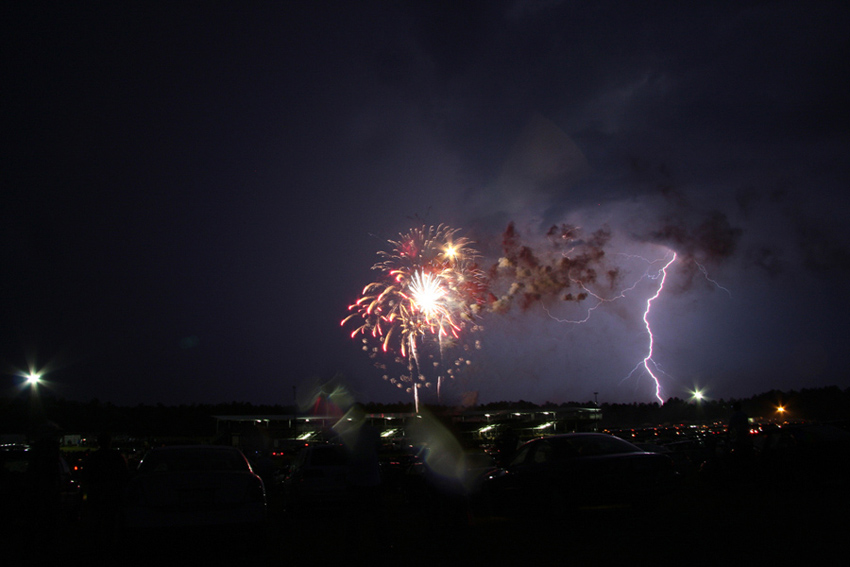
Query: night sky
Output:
[[4, 2, 850, 408]]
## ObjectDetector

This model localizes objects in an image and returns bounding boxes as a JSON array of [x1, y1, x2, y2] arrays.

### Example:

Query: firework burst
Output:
[[342, 225, 487, 406]]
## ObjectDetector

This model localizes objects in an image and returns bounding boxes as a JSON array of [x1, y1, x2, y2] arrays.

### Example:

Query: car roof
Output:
[[138, 445, 251, 473], [521, 433, 644, 455]]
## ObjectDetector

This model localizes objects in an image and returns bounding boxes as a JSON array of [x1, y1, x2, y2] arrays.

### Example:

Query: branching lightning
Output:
[[622, 252, 677, 404], [536, 247, 681, 403], [695, 260, 732, 297]]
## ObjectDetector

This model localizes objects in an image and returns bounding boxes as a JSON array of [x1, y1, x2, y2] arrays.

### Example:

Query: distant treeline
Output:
[[2, 385, 848, 438], [481, 386, 850, 428]]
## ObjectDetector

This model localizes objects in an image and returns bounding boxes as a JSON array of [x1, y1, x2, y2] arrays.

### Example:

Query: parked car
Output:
[[748, 422, 850, 485], [123, 445, 266, 530], [405, 446, 496, 500], [283, 443, 351, 513], [402, 446, 496, 527], [0, 443, 82, 529], [473, 433, 678, 518], [634, 438, 708, 477]]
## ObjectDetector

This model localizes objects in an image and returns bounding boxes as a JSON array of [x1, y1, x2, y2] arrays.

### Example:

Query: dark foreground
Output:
[[7, 466, 847, 567]]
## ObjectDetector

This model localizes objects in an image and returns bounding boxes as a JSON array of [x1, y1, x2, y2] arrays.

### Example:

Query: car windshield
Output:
[[138, 448, 249, 473]]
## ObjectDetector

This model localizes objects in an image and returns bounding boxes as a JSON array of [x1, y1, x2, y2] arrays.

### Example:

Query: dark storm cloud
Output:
[[3, 2, 849, 405], [747, 247, 784, 278], [647, 211, 741, 264], [439, 2, 850, 403], [796, 223, 850, 275]]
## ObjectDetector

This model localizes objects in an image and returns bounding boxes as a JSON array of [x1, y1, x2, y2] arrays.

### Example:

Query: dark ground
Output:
[[10, 462, 846, 567]]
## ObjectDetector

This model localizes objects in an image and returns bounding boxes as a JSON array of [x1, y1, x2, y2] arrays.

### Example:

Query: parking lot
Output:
[[6, 459, 842, 567], [5, 421, 848, 567]]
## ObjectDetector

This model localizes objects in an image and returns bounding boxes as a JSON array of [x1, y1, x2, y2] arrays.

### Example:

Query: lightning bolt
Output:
[[539, 250, 676, 402], [620, 253, 735, 404], [539, 245, 728, 404], [626, 252, 677, 404]]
